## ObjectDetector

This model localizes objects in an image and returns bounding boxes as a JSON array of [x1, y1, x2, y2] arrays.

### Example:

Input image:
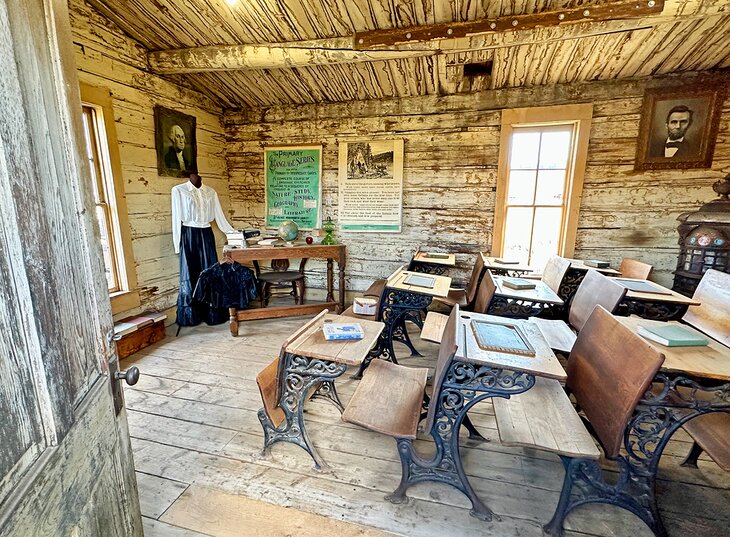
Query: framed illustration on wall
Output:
[[264, 145, 322, 230], [337, 139, 404, 232], [634, 85, 725, 171], [154, 106, 197, 177]]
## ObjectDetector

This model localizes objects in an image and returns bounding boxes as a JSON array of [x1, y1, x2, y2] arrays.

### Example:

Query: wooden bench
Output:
[[493, 377, 600, 459], [619, 257, 653, 280], [679, 269, 730, 470], [519, 306, 666, 537], [432, 252, 486, 310], [682, 413, 730, 471], [342, 305, 496, 519], [530, 269, 627, 354]]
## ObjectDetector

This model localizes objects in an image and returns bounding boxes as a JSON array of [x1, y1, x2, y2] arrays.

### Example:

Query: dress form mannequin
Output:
[[171, 170, 236, 327]]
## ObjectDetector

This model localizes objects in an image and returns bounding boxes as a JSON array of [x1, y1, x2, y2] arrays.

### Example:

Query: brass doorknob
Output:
[[115, 367, 140, 386]]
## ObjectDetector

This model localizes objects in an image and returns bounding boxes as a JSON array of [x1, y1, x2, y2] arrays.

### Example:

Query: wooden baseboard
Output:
[[116, 321, 166, 359]]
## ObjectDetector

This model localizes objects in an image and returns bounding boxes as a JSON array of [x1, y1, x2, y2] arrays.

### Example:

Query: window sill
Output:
[[110, 290, 141, 315]]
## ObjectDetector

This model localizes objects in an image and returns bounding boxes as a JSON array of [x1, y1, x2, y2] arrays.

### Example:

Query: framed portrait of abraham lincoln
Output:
[[634, 85, 724, 171], [155, 106, 197, 177]]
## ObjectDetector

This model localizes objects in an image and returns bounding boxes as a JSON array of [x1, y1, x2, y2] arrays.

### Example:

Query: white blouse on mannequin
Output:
[[171, 181, 235, 253]]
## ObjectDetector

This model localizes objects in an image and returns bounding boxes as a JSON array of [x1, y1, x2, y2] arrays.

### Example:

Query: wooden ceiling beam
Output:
[[353, 0, 665, 49], [148, 37, 437, 74]]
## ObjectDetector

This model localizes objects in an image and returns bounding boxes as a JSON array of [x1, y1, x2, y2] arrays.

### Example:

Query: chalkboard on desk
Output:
[[470, 320, 535, 356]]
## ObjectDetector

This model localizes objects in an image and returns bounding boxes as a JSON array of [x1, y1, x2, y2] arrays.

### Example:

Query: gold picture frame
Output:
[[634, 84, 725, 171]]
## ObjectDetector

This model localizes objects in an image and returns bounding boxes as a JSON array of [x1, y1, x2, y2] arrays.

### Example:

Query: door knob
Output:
[[115, 367, 140, 386]]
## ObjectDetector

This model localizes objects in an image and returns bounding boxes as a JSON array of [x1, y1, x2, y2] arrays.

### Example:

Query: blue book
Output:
[[322, 322, 364, 341], [637, 324, 709, 347]]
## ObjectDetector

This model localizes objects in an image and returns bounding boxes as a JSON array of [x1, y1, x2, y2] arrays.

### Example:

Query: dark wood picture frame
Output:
[[154, 106, 197, 177], [634, 85, 725, 171]]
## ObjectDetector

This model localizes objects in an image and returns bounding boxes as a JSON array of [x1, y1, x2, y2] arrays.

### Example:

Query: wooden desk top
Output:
[[457, 311, 567, 381], [493, 276, 564, 306], [566, 259, 621, 275], [616, 316, 730, 381], [285, 314, 384, 367], [483, 257, 534, 273], [413, 251, 456, 266], [484, 256, 620, 276], [224, 243, 345, 262], [388, 270, 452, 298], [616, 278, 701, 305]]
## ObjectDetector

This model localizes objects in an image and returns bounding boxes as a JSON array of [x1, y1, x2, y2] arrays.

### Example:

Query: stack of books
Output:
[[226, 231, 246, 247], [226, 229, 261, 247], [113, 311, 167, 338]]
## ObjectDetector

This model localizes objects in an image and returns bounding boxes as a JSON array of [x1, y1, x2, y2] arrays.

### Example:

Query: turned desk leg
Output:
[[338, 254, 346, 313], [229, 307, 239, 337], [326, 258, 335, 304]]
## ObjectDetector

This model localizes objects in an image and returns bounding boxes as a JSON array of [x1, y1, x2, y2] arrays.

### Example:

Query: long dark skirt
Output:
[[176, 225, 228, 326]]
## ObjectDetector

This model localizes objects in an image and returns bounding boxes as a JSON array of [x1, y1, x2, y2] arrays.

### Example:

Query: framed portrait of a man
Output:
[[154, 106, 197, 177], [634, 85, 724, 171]]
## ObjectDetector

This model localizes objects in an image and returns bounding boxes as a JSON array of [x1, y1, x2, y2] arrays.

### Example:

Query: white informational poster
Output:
[[337, 139, 404, 233]]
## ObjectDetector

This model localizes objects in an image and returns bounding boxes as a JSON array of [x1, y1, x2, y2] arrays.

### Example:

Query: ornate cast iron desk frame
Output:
[[258, 351, 346, 471], [354, 286, 436, 378], [544, 373, 730, 537], [389, 360, 537, 521]]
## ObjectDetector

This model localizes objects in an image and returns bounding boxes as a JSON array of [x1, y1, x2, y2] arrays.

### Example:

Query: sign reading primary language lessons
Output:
[[338, 139, 404, 232], [264, 145, 322, 230]]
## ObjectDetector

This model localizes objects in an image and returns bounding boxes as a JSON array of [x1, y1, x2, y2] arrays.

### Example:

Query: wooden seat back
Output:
[[682, 269, 730, 347], [424, 305, 460, 434], [472, 269, 497, 314], [619, 258, 653, 280], [464, 252, 487, 305], [256, 354, 287, 427], [541, 255, 571, 295], [567, 306, 665, 458], [256, 310, 330, 425], [568, 270, 627, 332]]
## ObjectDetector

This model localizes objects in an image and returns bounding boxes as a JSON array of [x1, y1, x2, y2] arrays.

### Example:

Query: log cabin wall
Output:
[[225, 73, 729, 291], [69, 0, 229, 317]]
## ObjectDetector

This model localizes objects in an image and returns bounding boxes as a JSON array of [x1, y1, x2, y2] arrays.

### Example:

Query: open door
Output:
[[0, 1, 143, 535]]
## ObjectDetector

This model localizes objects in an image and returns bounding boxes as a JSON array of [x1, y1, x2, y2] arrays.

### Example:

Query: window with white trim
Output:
[[493, 105, 592, 268]]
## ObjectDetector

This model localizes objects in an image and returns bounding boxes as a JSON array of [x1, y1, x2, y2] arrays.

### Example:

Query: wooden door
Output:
[[0, 1, 143, 535]]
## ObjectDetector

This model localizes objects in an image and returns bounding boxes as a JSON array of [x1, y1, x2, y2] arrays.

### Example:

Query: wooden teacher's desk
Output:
[[223, 243, 346, 336]]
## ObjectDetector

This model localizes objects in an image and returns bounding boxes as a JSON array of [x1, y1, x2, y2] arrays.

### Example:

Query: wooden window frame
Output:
[[493, 104, 593, 260], [79, 83, 139, 314]]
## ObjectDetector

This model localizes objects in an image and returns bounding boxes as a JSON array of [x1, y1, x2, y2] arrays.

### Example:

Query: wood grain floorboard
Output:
[[125, 319, 730, 537]]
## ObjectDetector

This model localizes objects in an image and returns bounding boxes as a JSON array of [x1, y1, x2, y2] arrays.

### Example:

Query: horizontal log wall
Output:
[[69, 0, 229, 318], [225, 74, 729, 290]]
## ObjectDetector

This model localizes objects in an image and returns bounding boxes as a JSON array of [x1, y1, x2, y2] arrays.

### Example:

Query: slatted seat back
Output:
[[424, 305, 460, 434], [472, 269, 497, 314], [542, 255, 571, 295], [567, 306, 664, 458], [568, 270, 627, 332], [682, 269, 730, 347], [619, 258, 653, 280], [464, 252, 487, 305], [256, 310, 330, 425]]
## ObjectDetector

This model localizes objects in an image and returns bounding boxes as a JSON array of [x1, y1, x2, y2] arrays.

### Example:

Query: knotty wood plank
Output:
[[493, 377, 601, 459], [135, 473, 188, 519], [162, 485, 397, 537]]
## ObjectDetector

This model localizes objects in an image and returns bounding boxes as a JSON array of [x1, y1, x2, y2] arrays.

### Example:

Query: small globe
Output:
[[277, 220, 299, 241]]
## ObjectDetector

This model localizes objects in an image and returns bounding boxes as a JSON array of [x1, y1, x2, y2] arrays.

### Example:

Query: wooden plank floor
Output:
[[123, 317, 730, 537]]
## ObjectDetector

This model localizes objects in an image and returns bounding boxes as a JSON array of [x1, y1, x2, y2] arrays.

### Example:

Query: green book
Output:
[[636, 324, 709, 347]]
